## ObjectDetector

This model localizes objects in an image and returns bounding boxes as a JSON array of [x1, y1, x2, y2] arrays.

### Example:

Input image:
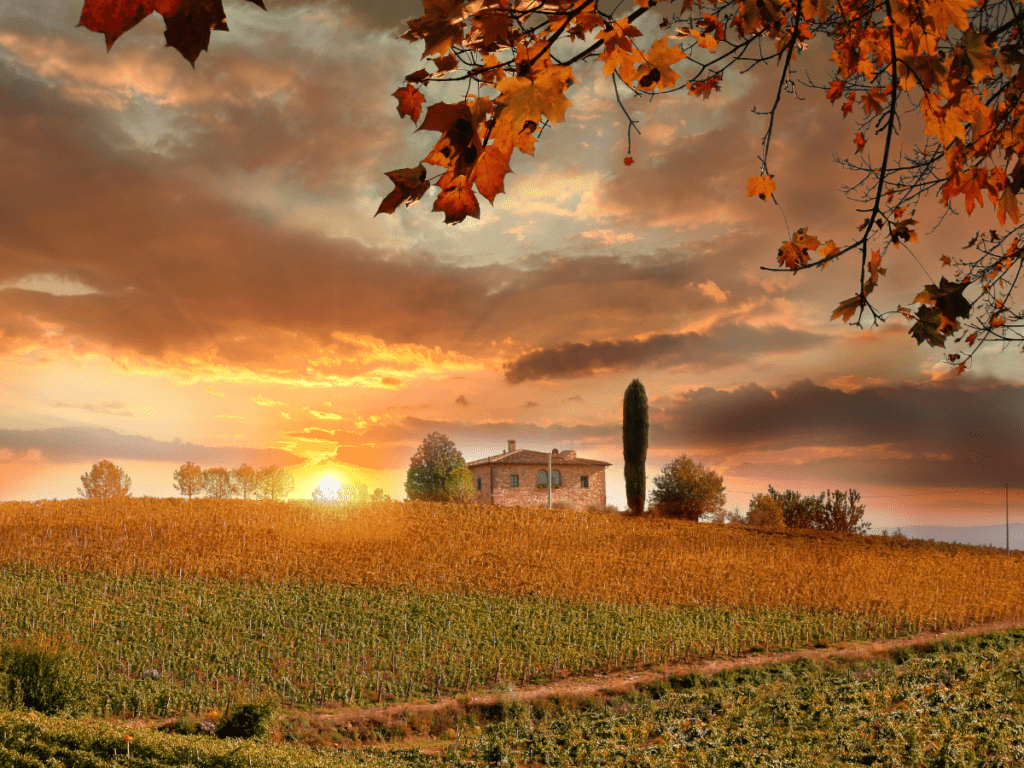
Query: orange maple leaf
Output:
[[831, 295, 863, 323], [997, 187, 1021, 226], [393, 84, 426, 124], [492, 65, 574, 146], [433, 172, 480, 224], [471, 145, 512, 205], [746, 174, 775, 201], [923, 0, 974, 34], [853, 131, 866, 153], [636, 36, 686, 91]]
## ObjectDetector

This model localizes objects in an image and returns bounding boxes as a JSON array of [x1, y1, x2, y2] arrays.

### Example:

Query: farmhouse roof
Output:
[[467, 449, 611, 468]]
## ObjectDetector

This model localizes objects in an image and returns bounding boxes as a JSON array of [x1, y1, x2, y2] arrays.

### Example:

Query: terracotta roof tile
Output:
[[467, 449, 611, 467]]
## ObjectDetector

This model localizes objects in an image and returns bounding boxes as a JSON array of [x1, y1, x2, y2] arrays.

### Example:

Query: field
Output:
[[1, 497, 1023, 765]]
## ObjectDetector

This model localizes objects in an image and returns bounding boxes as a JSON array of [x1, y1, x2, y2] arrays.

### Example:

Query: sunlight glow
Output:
[[317, 475, 341, 497]]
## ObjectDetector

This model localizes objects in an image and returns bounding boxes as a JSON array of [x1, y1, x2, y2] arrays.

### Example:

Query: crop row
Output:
[[0, 563, 926, 715], [4, 628, 1024, 766]]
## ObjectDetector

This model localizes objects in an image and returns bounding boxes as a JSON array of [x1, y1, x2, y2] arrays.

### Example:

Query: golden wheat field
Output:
[[1, 497, 1021, 629]]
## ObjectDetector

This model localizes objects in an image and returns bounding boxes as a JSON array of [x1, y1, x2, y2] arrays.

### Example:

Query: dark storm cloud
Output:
[[503, 323, 827, 383], [0, 426, 302, 467], [654, 379, 1024, 489]]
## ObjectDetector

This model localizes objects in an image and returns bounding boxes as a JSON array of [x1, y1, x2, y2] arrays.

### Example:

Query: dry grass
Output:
[[2, 497, 1021, 629]]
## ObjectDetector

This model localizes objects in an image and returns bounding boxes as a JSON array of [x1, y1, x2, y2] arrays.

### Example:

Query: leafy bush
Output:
[[215, 698, 278, 739], [0, 640, 91, 715]]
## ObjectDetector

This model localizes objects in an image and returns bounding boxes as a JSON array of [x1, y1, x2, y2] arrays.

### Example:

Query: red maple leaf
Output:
[[78, 0, 266, 66]]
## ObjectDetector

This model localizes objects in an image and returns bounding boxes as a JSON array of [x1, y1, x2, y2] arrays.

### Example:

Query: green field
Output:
[[3, 627, 1023, 766], [0, 563, 920, 715]]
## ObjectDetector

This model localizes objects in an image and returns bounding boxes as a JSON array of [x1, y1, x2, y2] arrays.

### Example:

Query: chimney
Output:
[[508, 439, 516, 453], [563, 450, 576, 460]]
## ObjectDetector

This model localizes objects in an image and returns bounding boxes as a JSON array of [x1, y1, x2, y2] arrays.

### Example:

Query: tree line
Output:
[[77, 459, 295, 501]]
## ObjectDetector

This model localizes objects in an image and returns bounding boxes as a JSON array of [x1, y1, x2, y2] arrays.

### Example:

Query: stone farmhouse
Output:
[[467, 440, 611, 510]]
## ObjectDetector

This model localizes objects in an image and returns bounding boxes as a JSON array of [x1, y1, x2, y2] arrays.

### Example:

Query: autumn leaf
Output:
[[997, 186, 1021, 226], [597, 18, 644, 82], [864, 249, 886, 294], [853, 131, 866, 153], [831, 295, 863, 323], [746, 174, 775, 201], [393, 84, 426, 124], [623, 156, 635, 166], [961, 28, 995, 81], [923, 0, 974, 34], [78, 0, 266, 65], [433, 172, 480, 224], [470, 145, 512, 205], [777, 228, 822, 269], [492, 65, 574, 149], [688, 74, 722, 99], [400, 0, 472, 58], [376, 165, 431, 216], [636, 36, 686, 91]]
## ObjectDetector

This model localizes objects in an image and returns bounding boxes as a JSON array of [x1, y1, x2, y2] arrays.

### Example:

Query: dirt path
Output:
[[303, 618, 1024, 733]]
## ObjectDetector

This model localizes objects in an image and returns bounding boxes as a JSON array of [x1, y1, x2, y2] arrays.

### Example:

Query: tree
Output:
[[78, 459, 131, 500], [649, 455, 726, 521], [818, 488, 872, 534], [202, 467, 238, 499], [766, 484, 871, 533], [232, 464, 258, 500], [746, 493, 786, 530], [622, 379, 649, 516], [371, 487, 391, 502], [254, 465, 295, 501], [766, 485, 822, 529], [405, 432, 476, 503], [76, 0, 1024, 368], [172, 461, 205, 500]]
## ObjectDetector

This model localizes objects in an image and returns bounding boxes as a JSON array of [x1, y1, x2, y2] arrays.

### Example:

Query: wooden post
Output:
[[548, 451, 552, 509]]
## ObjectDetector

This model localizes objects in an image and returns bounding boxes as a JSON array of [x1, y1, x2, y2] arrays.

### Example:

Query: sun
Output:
[[317, 475, 341, 497]]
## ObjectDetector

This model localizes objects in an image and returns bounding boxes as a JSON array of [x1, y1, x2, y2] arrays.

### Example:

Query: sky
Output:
[[1, 0, 1022, 529]]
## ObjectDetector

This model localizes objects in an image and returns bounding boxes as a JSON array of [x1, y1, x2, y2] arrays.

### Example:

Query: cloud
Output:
[[504, 323, 827, 382], [653, 378, 1024, 489], [0, 426, 302, 467], [524, 401, 539, 407]]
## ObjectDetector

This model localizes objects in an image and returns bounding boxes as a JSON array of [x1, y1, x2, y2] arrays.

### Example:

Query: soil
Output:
[[121, 618, 1024, 751], [300, 617, 1024, 736]]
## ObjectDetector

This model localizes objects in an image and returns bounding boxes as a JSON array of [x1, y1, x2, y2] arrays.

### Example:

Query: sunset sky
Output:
[[2, 0, 1023, 529]]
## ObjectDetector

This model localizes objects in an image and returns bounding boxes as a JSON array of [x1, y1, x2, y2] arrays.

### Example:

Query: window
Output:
[[551, 470, 561, 487], [537, 470, 548, 486], [476, 477, 482, 491], [510, 474, 519, 488], [581, 475, 589, 488]]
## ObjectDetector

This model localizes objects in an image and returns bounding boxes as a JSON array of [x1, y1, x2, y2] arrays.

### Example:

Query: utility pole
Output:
[[548, 451, 552, 509], [1007, 482, 1010, 557]]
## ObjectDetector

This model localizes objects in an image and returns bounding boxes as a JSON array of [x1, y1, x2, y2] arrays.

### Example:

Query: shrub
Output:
[[215, 698, 278, 739], [747, 494, 786, 530], [649, 456, 726, 521], [0, 640, 91, 715]]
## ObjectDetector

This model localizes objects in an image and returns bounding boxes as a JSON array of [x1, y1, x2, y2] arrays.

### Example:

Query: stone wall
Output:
[[469, 463, 606, 510]]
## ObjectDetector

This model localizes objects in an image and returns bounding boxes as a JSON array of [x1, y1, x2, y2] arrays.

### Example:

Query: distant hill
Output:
[[874, 523, 1024, 552]]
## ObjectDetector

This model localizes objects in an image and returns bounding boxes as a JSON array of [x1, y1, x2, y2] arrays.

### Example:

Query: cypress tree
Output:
[[622, 379, 649, 515]]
